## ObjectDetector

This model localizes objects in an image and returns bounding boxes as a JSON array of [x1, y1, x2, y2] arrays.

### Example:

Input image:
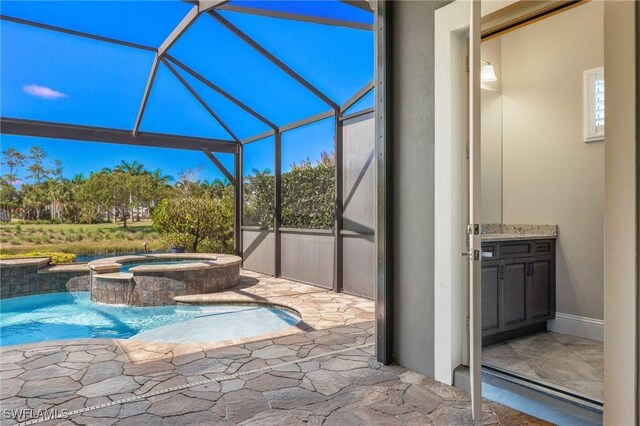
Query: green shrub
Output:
[[152, 195, 233, 253], [9, 238, 21, 245], [0, 251, 76, 264], [14, 225, 22, 232], [65, 234, 77, 242], [243, 152, 336, 229]]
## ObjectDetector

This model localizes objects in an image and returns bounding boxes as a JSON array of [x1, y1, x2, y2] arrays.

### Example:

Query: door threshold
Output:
[[453, 365, 603, 425], [482, 364, 603, 411]]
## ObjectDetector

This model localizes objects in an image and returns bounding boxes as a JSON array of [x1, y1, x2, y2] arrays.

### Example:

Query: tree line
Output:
[[1, 146, 336, 251], [0, 146, 229, 226]]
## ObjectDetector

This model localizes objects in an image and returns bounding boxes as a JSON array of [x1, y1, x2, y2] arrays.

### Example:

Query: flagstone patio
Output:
[[0, 271, 547, 425]]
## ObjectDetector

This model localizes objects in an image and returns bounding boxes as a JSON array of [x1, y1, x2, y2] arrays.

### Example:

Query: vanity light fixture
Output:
[[481, 59, 498, 83]]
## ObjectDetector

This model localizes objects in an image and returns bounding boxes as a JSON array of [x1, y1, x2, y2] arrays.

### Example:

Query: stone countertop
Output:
[[481, 233, 556, 242], [480, 224, 557, 242]]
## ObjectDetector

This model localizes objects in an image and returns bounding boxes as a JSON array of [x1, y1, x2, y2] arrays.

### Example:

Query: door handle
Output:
[[460, 250, 480, 261]]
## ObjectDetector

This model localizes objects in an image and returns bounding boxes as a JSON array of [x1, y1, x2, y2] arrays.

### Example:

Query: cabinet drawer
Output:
[[499, 241, 532, 258], [533, 240, 554, 255], [481, 243, 498, 260]]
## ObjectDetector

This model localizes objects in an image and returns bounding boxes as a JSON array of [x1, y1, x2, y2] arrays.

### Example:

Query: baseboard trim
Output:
[[547, 313, 604, 342]]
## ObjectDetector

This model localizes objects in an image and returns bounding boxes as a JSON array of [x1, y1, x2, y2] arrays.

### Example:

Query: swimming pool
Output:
[[0, 292, 300, 346]]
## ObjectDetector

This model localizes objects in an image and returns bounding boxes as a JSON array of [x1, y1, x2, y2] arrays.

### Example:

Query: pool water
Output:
[[0, 293, 300, 346], [120, 260, 200, 272]]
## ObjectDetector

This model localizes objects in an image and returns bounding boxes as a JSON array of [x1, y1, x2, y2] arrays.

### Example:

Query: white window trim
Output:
[[583, 66, 605, 143]]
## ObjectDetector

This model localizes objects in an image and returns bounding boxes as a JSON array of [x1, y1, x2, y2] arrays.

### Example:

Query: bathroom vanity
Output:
[[480, 225, 557, 346]]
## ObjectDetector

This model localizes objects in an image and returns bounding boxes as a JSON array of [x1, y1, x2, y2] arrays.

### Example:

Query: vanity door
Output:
[[501, 258, 528, 331], [528, 255, 555, 322]]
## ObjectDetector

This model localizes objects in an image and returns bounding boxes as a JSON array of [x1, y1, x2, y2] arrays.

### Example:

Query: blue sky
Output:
[[0, 1, 373, 182]]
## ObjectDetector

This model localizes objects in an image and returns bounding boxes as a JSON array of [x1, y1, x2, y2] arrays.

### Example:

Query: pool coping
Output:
[[0, 257, 51, 269], [88, 253, 241, 274]]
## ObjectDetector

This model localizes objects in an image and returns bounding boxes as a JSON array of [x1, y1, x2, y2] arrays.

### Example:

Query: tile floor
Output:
[[0, 271, 549, 425], [482, 331, 603, 402]]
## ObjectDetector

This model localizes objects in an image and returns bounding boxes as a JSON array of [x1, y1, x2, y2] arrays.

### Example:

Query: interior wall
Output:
[[480, 90, 502, 224], [480, 37, 502, 224], [391, 0, 451, 376], [500, 0, 605, 320]]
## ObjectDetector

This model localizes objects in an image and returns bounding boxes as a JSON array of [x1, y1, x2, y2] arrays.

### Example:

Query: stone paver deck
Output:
[[0, 271, 547, 425]]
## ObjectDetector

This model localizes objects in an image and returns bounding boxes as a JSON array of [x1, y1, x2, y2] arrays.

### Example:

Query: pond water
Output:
[[75, 250, 166, 263]]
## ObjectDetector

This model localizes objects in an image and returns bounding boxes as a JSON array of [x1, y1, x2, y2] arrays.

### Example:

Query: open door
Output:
[[467, 0, 483, 420]]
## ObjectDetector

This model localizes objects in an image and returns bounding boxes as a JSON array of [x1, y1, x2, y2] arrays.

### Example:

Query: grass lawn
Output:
[[0, 221, 166, 255]]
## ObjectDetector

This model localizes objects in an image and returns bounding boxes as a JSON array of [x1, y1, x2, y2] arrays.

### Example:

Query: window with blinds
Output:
[[584, 67, 605, 143]]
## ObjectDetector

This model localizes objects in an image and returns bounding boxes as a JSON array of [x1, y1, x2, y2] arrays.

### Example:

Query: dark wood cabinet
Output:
[[481, 239, 555, 346], [502, 258, 529, 331], [529, 255, 555, 322]]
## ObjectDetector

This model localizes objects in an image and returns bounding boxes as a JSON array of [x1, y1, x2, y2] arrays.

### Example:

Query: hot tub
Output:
[[87, 254, 241, 306]]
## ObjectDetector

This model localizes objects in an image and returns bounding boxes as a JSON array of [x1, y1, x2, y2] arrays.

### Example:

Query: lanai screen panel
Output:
[[242, 136, 275, 275], [342, 113, 375, 298], [1, 1, 191, 47], [2, 0, 373, 147], [221, 0, 373, 27], [1, 21, 155, 129], [218, 10, 374, 105], [280, 118, 336, 288]]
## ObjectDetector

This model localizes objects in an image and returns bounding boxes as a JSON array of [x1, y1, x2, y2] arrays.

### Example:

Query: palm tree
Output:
[[115, 160, 146, 175], [201, 178, 228, 198], [26, 146, 49, 184], [1, 147, 26, 186]]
